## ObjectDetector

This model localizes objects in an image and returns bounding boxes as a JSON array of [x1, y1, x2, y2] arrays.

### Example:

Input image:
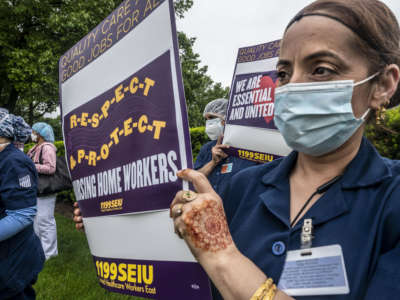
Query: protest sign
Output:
[[59, 0, 212, 298], [223, 40, 292, 162]]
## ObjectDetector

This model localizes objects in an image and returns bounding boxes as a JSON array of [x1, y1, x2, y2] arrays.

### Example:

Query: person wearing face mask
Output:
[[170, 1, 400, 300], [27, 122, 58, 260], [0, 109, 45, 300], [194, 98, 258, 196]]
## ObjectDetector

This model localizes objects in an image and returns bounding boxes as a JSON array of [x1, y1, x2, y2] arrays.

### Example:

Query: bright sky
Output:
[[176, 0, 400, 88]]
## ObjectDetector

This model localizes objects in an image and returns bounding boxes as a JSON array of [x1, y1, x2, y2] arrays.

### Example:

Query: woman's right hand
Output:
[[211, 136, 229, 165], [73, 202, 84, 230]]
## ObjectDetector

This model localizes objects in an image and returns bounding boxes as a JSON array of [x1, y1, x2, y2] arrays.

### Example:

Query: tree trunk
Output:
[[5, 88, 18, 113], [28, 102, 34, 125]]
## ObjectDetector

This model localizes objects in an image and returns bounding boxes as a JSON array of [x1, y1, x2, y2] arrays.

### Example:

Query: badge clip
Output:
[[301, 218, 313, 256]]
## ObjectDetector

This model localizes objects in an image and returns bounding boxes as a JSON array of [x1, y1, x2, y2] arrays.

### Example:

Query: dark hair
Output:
[[287, 0, 400, 108]]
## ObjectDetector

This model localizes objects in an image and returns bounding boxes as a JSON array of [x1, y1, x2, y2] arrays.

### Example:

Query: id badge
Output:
[[220, 163, 233, 174], [278, 245, 349, 296]]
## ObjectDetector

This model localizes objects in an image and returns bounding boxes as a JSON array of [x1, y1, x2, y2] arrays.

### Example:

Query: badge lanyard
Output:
[[290, 175, 342, 254], [278, 174, 350, 296], [290, 175, 342, 229]]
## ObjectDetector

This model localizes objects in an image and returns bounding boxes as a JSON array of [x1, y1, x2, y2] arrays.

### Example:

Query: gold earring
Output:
[[376, 99, 389, 125], [376, 107, 386, 125]]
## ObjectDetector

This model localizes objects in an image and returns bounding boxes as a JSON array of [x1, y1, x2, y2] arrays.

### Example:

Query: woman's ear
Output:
[[370, 64, 400, 109]]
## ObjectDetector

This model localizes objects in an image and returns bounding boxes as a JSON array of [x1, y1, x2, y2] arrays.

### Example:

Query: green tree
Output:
[[173, 0, 193, 18], [0, 0, 122, 123], [0, 0, 205, 125], [365, 107, 400, 159]]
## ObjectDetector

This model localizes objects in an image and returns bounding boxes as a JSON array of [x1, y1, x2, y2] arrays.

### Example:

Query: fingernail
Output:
[[177, 169, 187, 177]]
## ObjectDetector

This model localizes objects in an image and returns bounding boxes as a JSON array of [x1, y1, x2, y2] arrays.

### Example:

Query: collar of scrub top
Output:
[[259, 137, 393, 229]]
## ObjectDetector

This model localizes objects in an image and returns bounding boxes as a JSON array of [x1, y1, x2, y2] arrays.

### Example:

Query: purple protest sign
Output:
[[226, 71, 278, 130], [224, 146, 282, 164], [236, 40, 280, 64], [223, 40, 291, 162], [64, 51, 185, 217], [59, 0, 212, 299], [93, 256, 211, 299]]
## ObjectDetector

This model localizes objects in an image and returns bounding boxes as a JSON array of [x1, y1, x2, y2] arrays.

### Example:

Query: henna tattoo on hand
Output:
[[183, 200, 232, 252]]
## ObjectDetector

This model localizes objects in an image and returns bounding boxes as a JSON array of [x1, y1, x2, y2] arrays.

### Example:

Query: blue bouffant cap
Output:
[[0, 109, 32, 143], [32, 122, 55, 143]]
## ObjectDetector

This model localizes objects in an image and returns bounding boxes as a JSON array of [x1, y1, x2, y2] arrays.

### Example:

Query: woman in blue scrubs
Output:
[[0, 110, 45, 299], [170, 0, 400, 299], [195, 98, 258, 196]]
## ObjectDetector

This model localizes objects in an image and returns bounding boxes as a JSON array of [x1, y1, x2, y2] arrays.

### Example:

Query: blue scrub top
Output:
[[194, 140, 258, 196], [0, 144, 45, 298], [212, 137, 400, 300]]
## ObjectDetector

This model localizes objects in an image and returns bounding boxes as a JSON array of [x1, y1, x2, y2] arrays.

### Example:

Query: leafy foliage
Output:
[[365, 107, 400, 160], [173, 0, 193, 19], [0, 0, 121, 123], [189, 126, 208, 159], [0, 0, 213, 126]]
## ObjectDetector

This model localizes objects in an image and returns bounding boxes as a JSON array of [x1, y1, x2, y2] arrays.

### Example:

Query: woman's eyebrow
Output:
[[304, 50, 343, 62], [276, 59, 291, 68], [276, 50, 346, 69]]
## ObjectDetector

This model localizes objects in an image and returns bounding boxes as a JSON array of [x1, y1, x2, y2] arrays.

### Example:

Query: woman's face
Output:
[[277, 15, 375, 118]]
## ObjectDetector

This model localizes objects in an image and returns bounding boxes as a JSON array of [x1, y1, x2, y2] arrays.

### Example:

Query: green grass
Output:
[[35, 213, 145, 300]]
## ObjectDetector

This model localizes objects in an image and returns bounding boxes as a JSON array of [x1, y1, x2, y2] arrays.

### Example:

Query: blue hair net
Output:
[[0, 109, 32, 143], [32, 122, 55, 143]]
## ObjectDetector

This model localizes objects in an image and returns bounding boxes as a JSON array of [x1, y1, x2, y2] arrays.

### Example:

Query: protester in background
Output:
[[195, 98, 258, 196], [28, 122, 58, 260], [0, 109, 45, 300], [0, 108, 26, 151], [170, 0, 400, 299]]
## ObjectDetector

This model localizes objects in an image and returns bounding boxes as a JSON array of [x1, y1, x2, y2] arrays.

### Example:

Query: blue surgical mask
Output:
[[274, 73, 377, 156]]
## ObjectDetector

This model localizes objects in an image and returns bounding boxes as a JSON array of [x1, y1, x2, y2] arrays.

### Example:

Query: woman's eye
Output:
[[312, 67, 335, 76], [277, 71, 289, 81]]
